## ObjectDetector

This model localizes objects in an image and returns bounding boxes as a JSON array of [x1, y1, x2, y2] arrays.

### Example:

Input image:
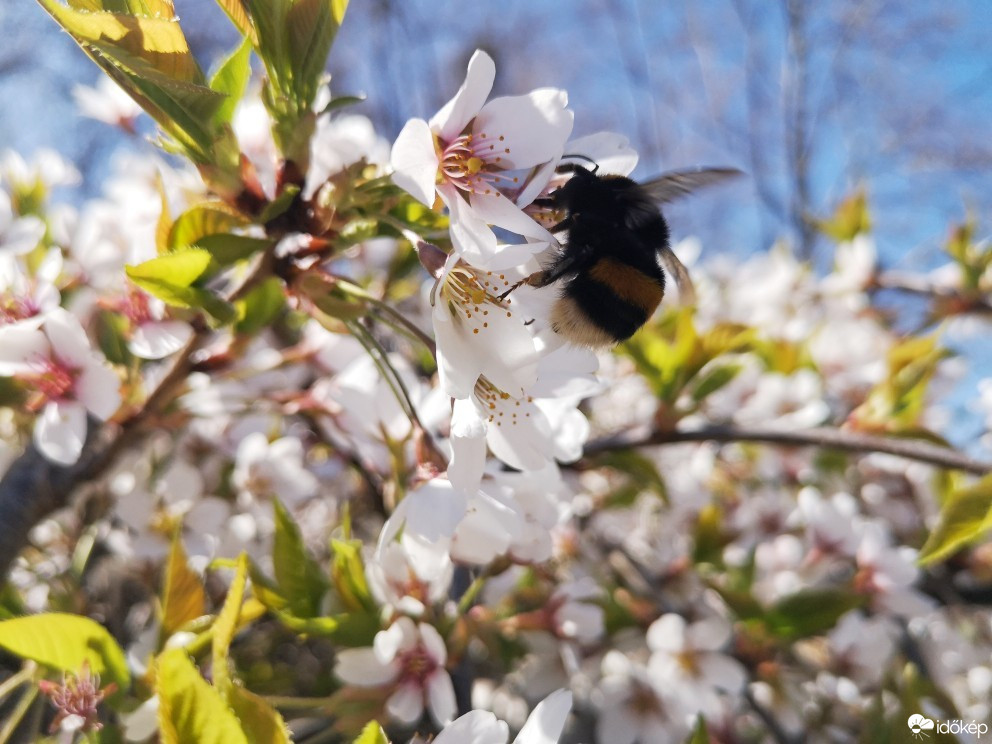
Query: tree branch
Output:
[[868, 271, 992, 316], [581, 424, 992, 475]]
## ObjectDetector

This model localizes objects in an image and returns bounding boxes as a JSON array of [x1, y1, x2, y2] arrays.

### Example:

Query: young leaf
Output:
[[330, 538, 375, 613], [272, 499, 327, 617], [209, 37, 253, 127], [212, 553, 249, 693], [169, 202, 250, 251], [686, 716, 710, 744], [765, 588, 866, 640], [126, 249, 236, 322], [0, 613, 130, 688], [195, 234, 273, 267], [228, 685, 291, 744], [353, 721, 388, 744], [919, 473, 992, 564], [156, 648, 249, 744], [235, 276, 286, 335], [161, 531, 206, 638]]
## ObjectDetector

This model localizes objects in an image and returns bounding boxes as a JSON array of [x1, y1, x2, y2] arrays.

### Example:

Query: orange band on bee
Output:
[[587, 257, 664, 312]]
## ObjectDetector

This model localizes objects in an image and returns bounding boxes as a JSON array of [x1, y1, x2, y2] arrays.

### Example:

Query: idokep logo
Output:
[[908, 713, 989, 739]]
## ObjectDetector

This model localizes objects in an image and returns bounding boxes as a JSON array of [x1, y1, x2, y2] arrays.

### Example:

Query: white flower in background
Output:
[[1, 149, 80, 192], [789, 488, 860, 559], [853, 521, 934, 618], [0, 308, 120, 464], [434, 688, 572, 744], [72, 77, 142, 131], [827, 611, 897, 688], [391, 50, 573, 266], [487, 464, 572, 564], [433, 252, 542, 400], [548, 577, 605, 644], [334, 616, 456, 726], [646, 614, 746, 716], [596, 650, 689, 744], [732, 369, 830, 430], [306, 113, 390, 197], [368, 535, 453, 617], [108, 286, 192, 359], [232, 432, 319, 509], [0, 247, 61, 324], [0, 188, 46, 257]]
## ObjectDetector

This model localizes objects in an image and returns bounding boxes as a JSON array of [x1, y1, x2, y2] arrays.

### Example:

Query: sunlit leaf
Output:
[[209, 37, 253, 127], [169, 203, 250, 250], [919, 473, 992, 564], [235, 276, 286, 335], [161, 531, 206, 639], [272, 499, 327, 617], [212, 553, 248, 693], [156, 648, 249, 744], [228, 685, 291, 744], [330, 538, 375, 613], [353, 721, 388, 744], [0, 613, 129, 688]]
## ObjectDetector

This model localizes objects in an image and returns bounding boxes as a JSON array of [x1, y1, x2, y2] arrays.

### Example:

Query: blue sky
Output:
[[2, 0, 991, 447]]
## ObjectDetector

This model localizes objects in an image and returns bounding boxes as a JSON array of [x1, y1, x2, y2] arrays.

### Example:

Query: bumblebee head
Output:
[[553, 158, 642, 225]]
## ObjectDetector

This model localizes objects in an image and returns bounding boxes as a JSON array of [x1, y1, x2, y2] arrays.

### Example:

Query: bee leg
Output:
[[497, 271, 547, 301], [547, 215, 572, 233]]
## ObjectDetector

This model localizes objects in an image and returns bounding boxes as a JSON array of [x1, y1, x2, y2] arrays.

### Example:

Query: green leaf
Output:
[[686, 716, 709, 744], [195, 234, 273, 267], [353, 721, 388, 744], [161, 531, 206, 638], [320, 93, 366, 115], [212, 0, 256, 42], [258, 184, 300, 224], [156, 648, 249, 744], [765, 589, 866, 640], [815, 188, 871, 243], [169, 203, 249, 250], [95, 309, 135, 366], [272, 499, 327, 617], [209, 37, 253, 127], [286, 0, 348, 107], [212, 553, 249, 693], [228, 685, 291, 744], [235, 276, 286, 335], [126, 249, 236, 322], [690, 363, 742, 402], [919, 473, 992, 564], [330, 538, 375, 613], [272, 608, 379, 646], [0, 613, 129, 688]]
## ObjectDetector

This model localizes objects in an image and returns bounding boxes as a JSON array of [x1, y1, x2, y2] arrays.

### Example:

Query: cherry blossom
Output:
[[391, 50, 573, 266], [334, 616, 457, 726], [0, 308, 120, 464]]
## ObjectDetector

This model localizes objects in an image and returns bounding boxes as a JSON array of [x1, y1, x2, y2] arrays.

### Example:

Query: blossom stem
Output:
[[581, 424, 992, 475], [0, 663, 36, 703], [0, 682, 38, 744], [344, 320, 423, 430]]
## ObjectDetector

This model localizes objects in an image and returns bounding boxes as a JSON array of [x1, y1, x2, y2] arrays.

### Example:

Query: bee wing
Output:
[[639, 167, 743, 204], [657, 244, 696, 306]]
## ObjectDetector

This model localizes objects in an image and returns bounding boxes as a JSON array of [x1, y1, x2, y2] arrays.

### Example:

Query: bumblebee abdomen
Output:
[[550, 259, 664, 347]]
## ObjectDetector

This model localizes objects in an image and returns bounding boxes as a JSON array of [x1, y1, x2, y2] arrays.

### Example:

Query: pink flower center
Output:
[[119, 287, 154, 326], [0, 294, 40, 324], [438, 132, 519, 196], [26, 355, 78, 403], [397, 644, 439, 686]]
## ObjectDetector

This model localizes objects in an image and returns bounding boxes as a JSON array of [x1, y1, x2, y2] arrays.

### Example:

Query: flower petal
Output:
[[77, 359, 121, 420], [391, 118, 441, 206], [426, 670, 457, 726], [447, 398, 487, 493], [386, 681, 424, 725], [513, 689, 573, 744], [475, 89, 573, 170], [129, 320, 193, 359], [435, 710, 509, 744], [431, 50, 496, 142], [469, 193, 554, 243], [34, 400, 87, 465], [42, 308, 92, 367]]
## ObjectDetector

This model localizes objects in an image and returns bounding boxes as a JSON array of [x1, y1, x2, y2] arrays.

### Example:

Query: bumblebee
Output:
[[501, 160, 741, 347]]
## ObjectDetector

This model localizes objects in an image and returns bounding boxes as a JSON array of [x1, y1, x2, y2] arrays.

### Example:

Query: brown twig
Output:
[[868, 271, 992, 316], [581, 423, 992, 475]]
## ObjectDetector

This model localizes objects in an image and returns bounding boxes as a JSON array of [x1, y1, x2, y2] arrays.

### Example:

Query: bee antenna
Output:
[[560, 153, 599, 174]]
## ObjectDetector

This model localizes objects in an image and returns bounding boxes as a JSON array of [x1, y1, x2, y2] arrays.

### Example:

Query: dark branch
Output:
[[581, 424, 992, 475]]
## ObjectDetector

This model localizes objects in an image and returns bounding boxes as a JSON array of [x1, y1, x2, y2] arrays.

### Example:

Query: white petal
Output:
[[386, 681, 424, 724], [334, 647, 398, 686], [426, 670, 457, 726], [469, 193, 554, 243], [129, 320, 193, 359], [435, 710, 509, 744], [473, 242, 547, 273], [445, 188, 499, 266], [686, 616, 730, 651], [42, 308, 93, 367], [646, 614, 687, 653], [419, 622, 448, 665], [447, 398, 488, 493], [398, 479, 468, 543], [697, 653, 747, 693], [390, 118, 440, 206], [0, 323, 47, 376], [77, 360, 121, 420], [513, 689, 572, 744], [3, 215, 45, 255], [34, 401, 87, 465], [475, 90, 573, 170], [431, 50, 496, 142]]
